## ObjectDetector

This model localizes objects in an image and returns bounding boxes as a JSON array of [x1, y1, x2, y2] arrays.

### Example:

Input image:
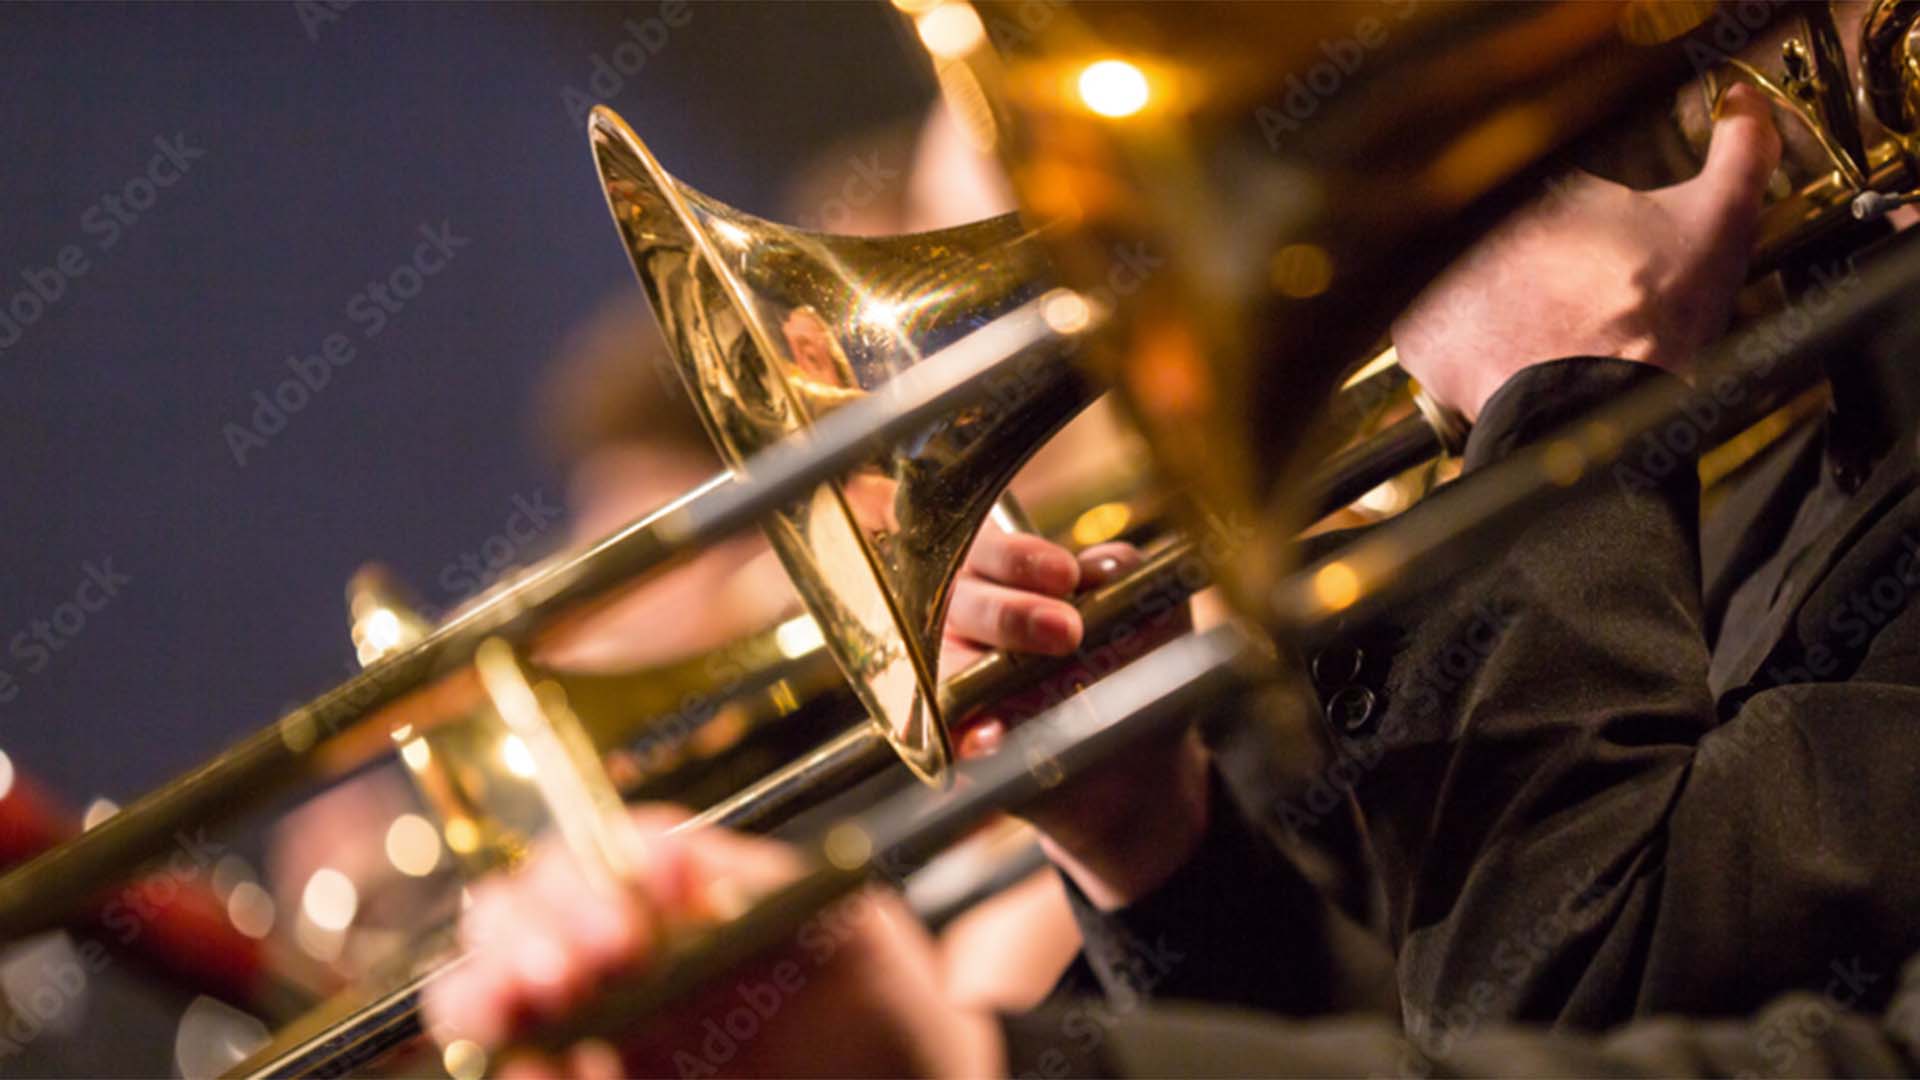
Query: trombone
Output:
[[493, 0, 1920, 1066], [14, 1, 1920, 1074]]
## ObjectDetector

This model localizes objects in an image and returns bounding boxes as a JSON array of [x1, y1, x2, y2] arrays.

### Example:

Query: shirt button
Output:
[[1311, 645, 1365, 690], [1325, 685, 1377, 736]]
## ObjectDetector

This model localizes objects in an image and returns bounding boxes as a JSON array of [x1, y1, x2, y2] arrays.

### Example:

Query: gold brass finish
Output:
[[933, 1, 1701, 624], [25, 10, 1920, 1075], [916, 0, 1920, 626], [589, 108, 1097, 783], [1863, 0, 1920, 142]]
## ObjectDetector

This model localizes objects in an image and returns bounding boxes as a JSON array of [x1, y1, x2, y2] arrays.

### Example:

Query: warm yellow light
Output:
[[1541, 440, 1587, 487], [1342, 347, 1400, 391], [916, 3, 985, 60], [0, 749, 13, 802], [824, 822, 874, 871], [385, 814, 443, 877], [1312, 562, 1361, 612], [1270, 244, 1334, 299], [443, 1039, 488, 1080], [1071, 502, 1133, 548], [1582, 420, 1623, 463], [500, 734, 538, 779], [226, 882, 276, 939], [359, 609, 402, 661], [301, 868, 359, 933], [399, 736, 432, 771], [1041, 289, 1095, 335], [1078, 59, 1151, 118], [82, 797, 120, 831], [775, 615, 824, 659], [709, 219, 752, 248], [444, 817, 482, 855], [1618, 0, 1716, 45], [1357, 479, 1410, 516]]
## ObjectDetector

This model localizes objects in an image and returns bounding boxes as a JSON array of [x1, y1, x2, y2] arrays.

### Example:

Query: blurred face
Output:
[[536, 443, 798, 672]]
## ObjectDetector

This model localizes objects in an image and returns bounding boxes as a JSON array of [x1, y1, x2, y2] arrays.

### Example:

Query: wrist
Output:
[[932, 1006, 1005, 1079], [1039, 731, 1211, 910]]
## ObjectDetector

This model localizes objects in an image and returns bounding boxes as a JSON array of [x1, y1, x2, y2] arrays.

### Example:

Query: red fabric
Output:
[[0, 765, 265, 1006]]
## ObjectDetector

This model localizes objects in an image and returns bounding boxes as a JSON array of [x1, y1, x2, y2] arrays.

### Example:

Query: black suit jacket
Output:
[[1004, 949, 1920, 1076], [1052, 356, 1920, 1056]]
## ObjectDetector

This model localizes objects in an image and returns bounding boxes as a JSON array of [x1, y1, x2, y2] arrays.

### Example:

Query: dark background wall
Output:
[[0, 2, 931, 806]]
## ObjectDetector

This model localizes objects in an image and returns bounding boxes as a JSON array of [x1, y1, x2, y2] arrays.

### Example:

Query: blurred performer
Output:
[[531, 295, 795, 672]]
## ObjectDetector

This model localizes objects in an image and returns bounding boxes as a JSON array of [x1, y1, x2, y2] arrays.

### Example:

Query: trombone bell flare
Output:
[[953, 0, 1705, 625], [588, 106, 1097, 784]]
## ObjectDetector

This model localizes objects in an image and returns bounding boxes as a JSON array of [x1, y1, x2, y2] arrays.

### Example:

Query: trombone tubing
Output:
[[223, 626, 1250, 1080], [227, 537, 1213, 1077], [0, 297, 1079, 945], [506, 217, 1920, 1066], [517, 625, 1256, 1060], [243, 220, 1920, 1080]]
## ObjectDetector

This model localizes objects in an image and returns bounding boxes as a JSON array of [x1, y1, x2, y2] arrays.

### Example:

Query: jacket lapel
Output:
[[1700, 422, 1821, 649]]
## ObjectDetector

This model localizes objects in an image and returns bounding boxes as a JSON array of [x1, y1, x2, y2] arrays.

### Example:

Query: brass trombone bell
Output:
[[941, 0, 1712, 626], [590, 108, 1098, 783]]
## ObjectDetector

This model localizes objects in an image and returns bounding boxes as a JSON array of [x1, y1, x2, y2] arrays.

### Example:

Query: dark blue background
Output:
[[0, 2, 928, 806]]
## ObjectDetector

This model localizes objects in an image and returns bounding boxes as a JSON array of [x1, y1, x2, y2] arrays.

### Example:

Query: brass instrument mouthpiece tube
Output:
[[0, 298, 1078, 946], [496, 213, 1920, 1078]]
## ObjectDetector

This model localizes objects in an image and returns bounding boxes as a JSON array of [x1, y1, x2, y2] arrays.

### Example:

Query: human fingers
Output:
[[1670, 82, 1782, 242], [962, 528, 1080, 595], [946, 575, 1083, 655]]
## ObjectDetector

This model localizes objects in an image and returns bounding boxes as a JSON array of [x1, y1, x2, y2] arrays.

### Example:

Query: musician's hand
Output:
[[942, 529, 1207, 910], [1392, 82, 1782, 422], [421, 805, 1003, 1079]]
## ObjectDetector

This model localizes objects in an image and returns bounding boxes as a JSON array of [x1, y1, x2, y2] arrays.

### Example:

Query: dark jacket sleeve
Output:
[[1050, 763, 1396, 1018], [1337, 358, 1920, 1037], [1002, 949, 1920, 1078]]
